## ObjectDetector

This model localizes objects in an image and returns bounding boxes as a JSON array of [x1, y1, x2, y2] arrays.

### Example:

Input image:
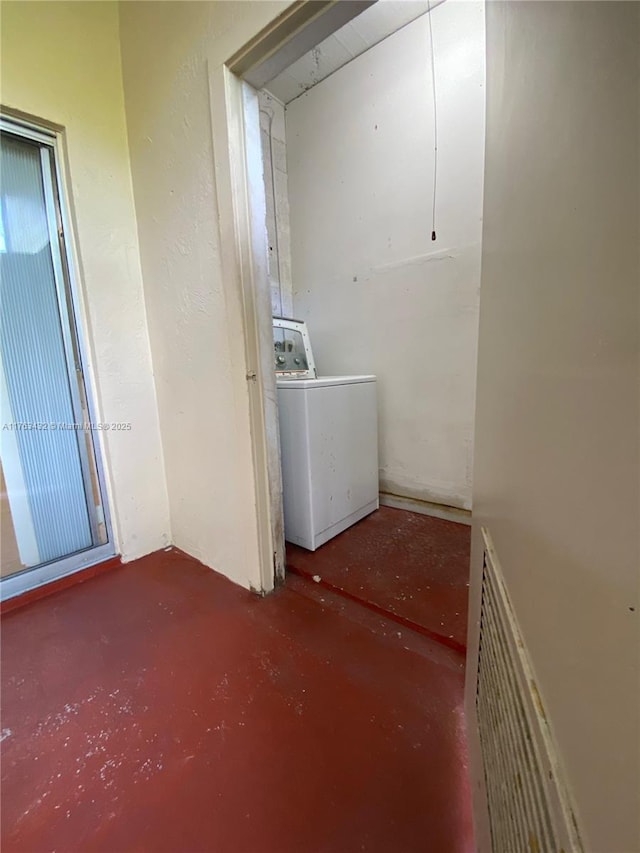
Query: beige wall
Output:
[[119, 1, 289, 588], [286, 2, 485, 510], [0, 1, 171, 561], [468, 2, 640, 851]]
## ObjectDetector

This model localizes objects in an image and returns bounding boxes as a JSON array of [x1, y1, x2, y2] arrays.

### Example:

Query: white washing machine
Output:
[[274, 319, 378, 551]]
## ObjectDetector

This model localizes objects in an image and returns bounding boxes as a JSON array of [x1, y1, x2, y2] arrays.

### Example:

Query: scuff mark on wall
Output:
[[371, 247, 461, 273]]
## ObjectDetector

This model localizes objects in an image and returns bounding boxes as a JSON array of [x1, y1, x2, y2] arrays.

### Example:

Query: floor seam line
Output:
[[286, 563, 466, 656]]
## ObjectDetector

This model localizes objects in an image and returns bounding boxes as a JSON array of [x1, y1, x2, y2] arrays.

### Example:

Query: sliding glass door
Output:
[[0, 118, 113, 598]]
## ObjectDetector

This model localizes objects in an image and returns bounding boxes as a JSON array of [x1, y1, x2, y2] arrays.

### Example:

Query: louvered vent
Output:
[[476, 529, 583, 853]]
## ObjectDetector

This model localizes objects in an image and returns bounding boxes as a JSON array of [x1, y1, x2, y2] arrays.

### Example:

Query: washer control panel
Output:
[[273, 317, 317, 379]]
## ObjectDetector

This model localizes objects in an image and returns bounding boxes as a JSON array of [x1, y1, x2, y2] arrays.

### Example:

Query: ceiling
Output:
[[264, 0, 444, 105]]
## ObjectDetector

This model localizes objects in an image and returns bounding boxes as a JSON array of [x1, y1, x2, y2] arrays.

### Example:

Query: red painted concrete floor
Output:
[[287, 507, 471, 651], [1, 548, 474, 853]]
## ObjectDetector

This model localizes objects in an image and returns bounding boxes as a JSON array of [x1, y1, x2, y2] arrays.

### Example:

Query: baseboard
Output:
[[0, 555, 122, 615], [379, 492, 472, 526]]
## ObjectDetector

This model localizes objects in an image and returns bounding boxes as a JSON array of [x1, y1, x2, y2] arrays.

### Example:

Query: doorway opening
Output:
[[212, 0, 484, 636]]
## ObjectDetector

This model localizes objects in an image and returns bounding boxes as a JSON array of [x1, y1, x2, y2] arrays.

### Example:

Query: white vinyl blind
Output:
[[0, 134, 93, 564]]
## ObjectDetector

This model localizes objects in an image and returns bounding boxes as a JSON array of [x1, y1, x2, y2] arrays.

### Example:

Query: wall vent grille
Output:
[[476, 529, 583, 853]]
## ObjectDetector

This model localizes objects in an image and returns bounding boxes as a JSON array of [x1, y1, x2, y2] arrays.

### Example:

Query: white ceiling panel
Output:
[[264, 0, 441, 104]]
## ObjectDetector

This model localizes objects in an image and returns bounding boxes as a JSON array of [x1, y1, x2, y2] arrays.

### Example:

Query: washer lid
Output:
[[276, 374, 376, 389]]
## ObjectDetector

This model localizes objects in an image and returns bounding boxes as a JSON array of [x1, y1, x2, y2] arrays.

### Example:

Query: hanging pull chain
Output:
[[427, 0, 438, 241]]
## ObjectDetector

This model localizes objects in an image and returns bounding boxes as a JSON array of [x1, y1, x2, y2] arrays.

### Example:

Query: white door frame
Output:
[[208, 2, 375, 592], [209, 66, 285, 591]]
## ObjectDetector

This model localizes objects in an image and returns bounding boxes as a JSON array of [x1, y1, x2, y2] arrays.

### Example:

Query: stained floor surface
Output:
[[287, 506, 471, 650], [2, 534, 474, 852]]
